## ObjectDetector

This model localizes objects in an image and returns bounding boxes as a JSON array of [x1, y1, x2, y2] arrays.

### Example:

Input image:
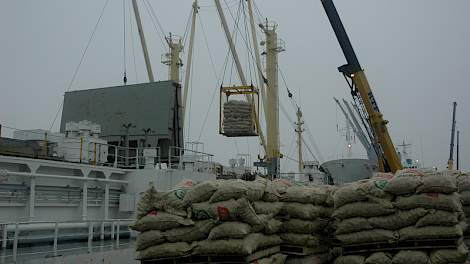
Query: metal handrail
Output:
[[0, 218, 135, 261]]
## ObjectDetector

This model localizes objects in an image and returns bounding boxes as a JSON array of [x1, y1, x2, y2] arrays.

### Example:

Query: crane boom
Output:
[[448, 102, 457, 170], [320, 0, 402, 172]]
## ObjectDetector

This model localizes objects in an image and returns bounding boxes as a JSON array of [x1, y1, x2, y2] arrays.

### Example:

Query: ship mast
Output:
[[132, 0, 155, 82], [295, 107, 304, 172], [261, 20, 284, 177]]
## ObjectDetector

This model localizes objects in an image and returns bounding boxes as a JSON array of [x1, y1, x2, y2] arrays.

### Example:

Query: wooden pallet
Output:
[[140, 246, 280, 264], [279, 244, 329, 256], [342, 238, 460, 255]]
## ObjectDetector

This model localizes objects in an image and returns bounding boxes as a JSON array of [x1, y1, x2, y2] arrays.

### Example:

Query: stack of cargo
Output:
[[131, 178, 283, 262], [455, 172, 470, 248], [223, 100, 254, 135], [276, 182, 334, 263], [333, 169, 469, 264]]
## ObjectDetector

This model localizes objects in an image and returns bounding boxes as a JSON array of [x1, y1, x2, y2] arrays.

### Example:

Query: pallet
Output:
[[280, 244, 329, 256], [342, 238, 460, 255], [140, 246, 280, 264]]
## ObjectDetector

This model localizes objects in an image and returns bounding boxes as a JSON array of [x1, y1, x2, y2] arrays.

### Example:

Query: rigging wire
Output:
[[123, 0, 127, 84], [128, 0, 139, 83], [221, 0, 266, 85], [142, 0, 167, 50], [196, 13, 232, 141], [49, 0, 110, 130]]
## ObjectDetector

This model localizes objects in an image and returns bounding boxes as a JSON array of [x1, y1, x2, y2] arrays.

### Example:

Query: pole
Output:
[[448, 102, 457, 170], [457, 130, 460, 170], [132, 0, 155, 82], [214, 0, 267, 153], [295, 108, 304, 172], [182, 0, 198, 123], [247, 0, 268, 118]]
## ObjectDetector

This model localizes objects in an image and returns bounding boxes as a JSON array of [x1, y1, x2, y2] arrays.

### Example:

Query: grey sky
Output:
[[1, 0, 469, 171]]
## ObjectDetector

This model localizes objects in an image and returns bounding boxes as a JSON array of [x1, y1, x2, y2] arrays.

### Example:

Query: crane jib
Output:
[[368, 92, 381, 113]]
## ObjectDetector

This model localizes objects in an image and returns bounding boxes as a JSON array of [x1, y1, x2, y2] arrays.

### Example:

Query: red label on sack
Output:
[[217, 206, 230, 220], [148, 210, 158, 216], [425, 193, 439, 198]]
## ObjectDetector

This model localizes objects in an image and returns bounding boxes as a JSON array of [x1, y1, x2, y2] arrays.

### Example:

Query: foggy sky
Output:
[[1, 0, 469, 172]]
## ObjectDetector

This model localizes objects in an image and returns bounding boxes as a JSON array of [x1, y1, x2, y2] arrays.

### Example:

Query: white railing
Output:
[[0, 219, 134, 262], [168, 146, 214, 170]]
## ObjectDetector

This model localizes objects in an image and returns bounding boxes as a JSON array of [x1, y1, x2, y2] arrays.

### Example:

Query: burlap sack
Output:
[[280, 185, 328, 205], [208, 222, 251, 240], [183, 181, 219, 204], [395, 193, 462, 212], [140, 242, 192, 259], [333, 183, 367, 208], [416, 174, 457, 194], [383, 169, 425, 195], [282, 203, 332, 220], [280, 233, 322, 247], [398, 225, 463, 240], [209, 180, 249, 203], [164, 219, 215, 243], [365, 252, 392, 264], [358, 176, 393, 200], [456, 173, 470, 191], [253, 253, 287, 264], [253, 201, 283, 215], [192, 199, 240, 221], [282, 218, 328, 234], [193, 233, 280, 256], [160, 179, 195, 209], [130, 212, 194, 232], [261, 180, 282, 202], [336, 229, 398, 245], [285, 254, 330, 264], [262, 218, 283, 234], [334, 255, 365, 264], [336, 217, 372, 235], [333, 201, 394, 220], [460, 191, 470, 205], [430, 243, 469, 264], [136, 230, 165, 251], [392, 250, 429, 264], [415, 209, 459, 227], [368, 208, 428, 230]]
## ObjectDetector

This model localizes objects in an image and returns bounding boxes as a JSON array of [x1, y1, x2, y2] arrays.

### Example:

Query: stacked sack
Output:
[[456, 173, 470, 233], [223, 100, 254, 135], [273, 180, 334, 264], [333, 169, 469, 264], [131, 178, 283, 261]]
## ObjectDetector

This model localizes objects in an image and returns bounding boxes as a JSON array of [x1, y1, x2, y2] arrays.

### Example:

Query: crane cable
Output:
[[49, 0, 110, 130], [122, 0, 127, 84]]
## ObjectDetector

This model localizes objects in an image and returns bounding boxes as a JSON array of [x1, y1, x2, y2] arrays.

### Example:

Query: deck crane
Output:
[[448, 102, 457, 170], [320, 0, 402, 173]]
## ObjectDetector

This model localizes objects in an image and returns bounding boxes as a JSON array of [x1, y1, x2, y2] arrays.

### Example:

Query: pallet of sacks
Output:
[[271, 180, 335, 264], [332, 169, 469, 264], [455, 172, 470, 246], [131, 178, 285, 263]]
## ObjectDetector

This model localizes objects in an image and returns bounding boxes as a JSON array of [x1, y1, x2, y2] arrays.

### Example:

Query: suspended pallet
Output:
[[219, 85, 259, 137]]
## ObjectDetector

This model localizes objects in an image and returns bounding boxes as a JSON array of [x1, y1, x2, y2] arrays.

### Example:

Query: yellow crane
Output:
[[320, 0, 402, 173]]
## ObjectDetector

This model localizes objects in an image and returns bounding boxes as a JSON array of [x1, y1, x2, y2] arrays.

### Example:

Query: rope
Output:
[[49, 0, 110, 130]]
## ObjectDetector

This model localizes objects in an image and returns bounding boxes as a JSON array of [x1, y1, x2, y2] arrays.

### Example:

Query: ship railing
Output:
[[105, 144, 161, 169], [168, 146, 214, 170], [0, 218, 135, 262], [278, 172, 328, 185]]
